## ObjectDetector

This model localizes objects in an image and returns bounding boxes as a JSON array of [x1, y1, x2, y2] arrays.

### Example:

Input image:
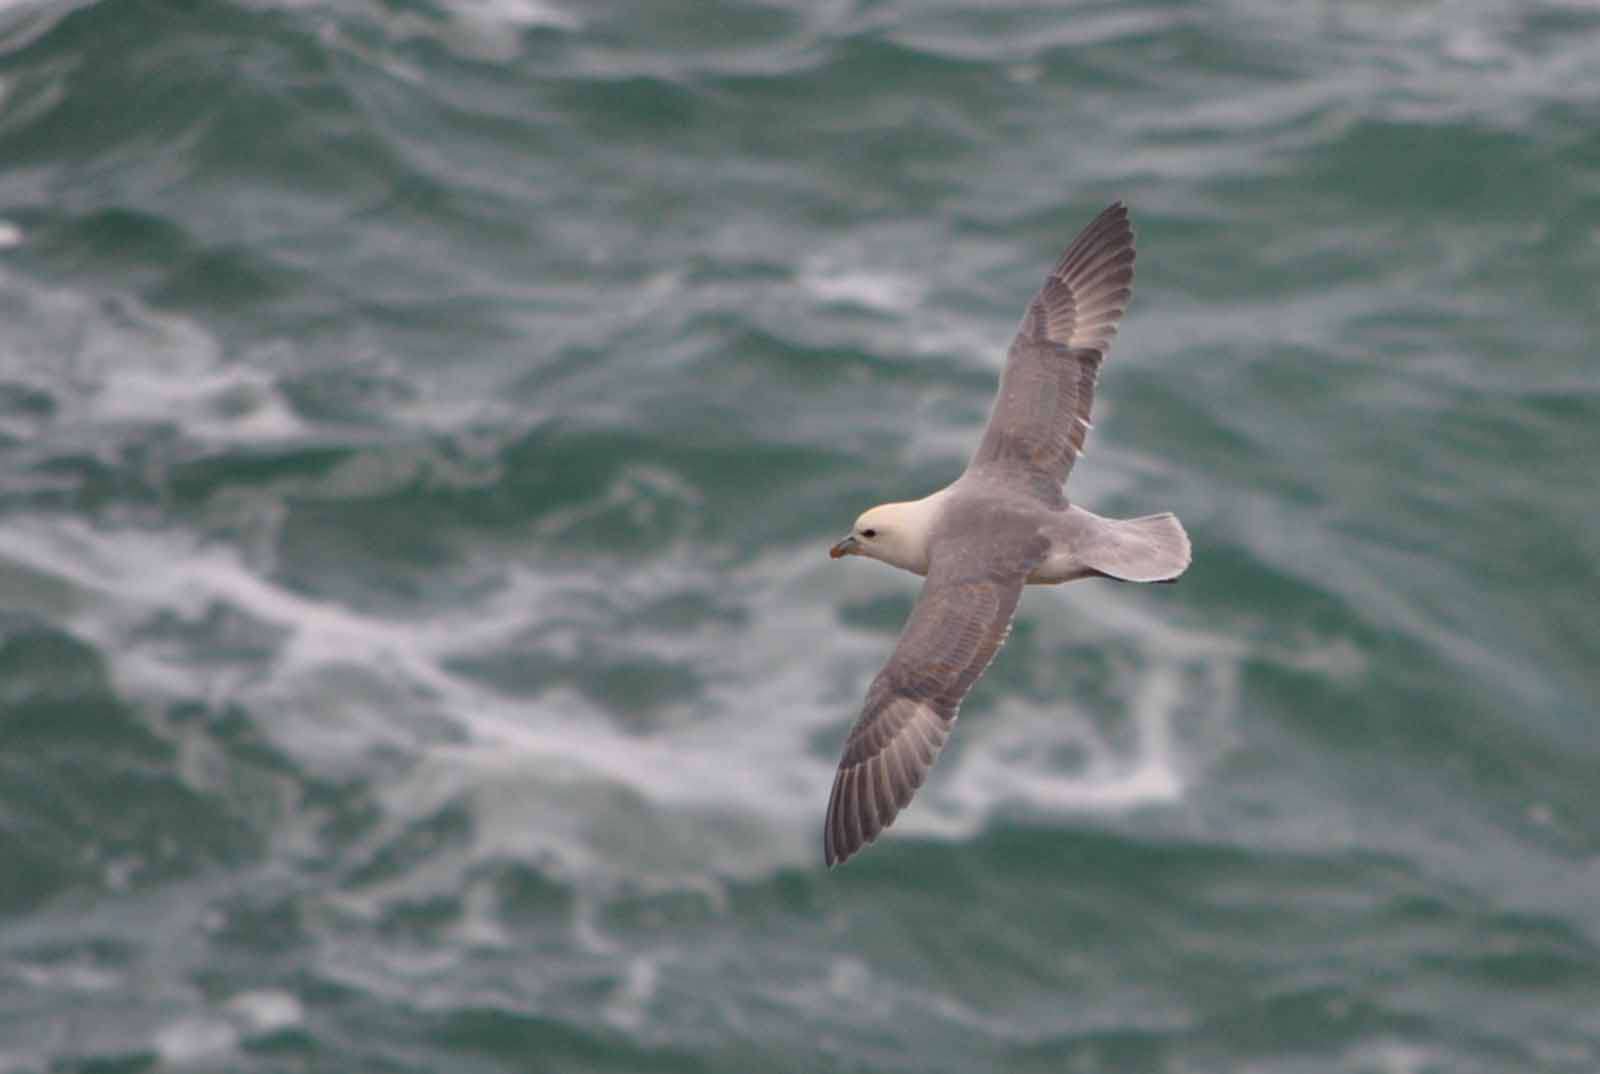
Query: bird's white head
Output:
[[828, 495, 942, 576]]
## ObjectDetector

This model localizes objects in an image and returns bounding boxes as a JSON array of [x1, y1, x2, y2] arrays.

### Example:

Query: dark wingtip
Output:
[[1050, 201, 1135, 283], [825, 831, 862, 869], [823, 828, 849, 869], [823, 768, 852, 868], [822, 766, 872, 869]]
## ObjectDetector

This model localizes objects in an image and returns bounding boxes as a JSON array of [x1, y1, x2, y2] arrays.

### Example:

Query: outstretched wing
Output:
[[824, 534, 1044, 867], [967, 202, 1135, 498]]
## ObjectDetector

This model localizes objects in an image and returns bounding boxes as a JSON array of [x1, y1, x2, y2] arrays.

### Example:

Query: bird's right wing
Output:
[[967, 202, 1135, 497], [823, 535, 1045, 867]]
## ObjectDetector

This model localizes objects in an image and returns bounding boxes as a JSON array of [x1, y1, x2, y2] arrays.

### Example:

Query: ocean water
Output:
[[1, 0, 1597, 1070]]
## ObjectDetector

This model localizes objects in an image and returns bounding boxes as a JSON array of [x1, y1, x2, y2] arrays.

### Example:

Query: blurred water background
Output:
[[1, 0, 1597, 1070]]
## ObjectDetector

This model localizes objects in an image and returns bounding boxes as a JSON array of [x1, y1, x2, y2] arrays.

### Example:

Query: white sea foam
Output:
[[953, 663, 1187, 816], [446, 0, 580, 32], [153, 1016, 237, 1064], [603, 955, 659, 1032], [223, 989, 304, 1034], [0, 499, 1260, 902], [1350, 1039, 1445, 1074], [0, 485, 1326, 898], [10, 961, 121, 993], [0, 336, 1356, 896], [341, 0, 579, 67], [799, 261, 924, 314], [0, 271, 307, 446]]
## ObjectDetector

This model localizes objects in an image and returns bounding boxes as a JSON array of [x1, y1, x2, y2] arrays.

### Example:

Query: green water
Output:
[[1, 0, 1597, 1070]]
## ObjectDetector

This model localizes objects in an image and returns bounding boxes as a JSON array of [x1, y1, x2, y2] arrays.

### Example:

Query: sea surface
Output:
[[1, 0, 1597, 1070]]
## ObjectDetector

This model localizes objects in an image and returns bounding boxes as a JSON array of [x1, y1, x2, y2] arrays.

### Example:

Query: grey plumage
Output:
[[824, 203, 1190, 868], [971, 201, 1135, 500]]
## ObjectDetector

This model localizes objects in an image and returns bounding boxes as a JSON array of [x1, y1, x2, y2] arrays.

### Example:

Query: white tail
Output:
[[1036, 507, 1191, 584], [1086, 511, 1190, 582]]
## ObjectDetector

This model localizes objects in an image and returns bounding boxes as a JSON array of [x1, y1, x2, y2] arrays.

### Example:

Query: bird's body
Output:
[[823, 202, 1190, 867]]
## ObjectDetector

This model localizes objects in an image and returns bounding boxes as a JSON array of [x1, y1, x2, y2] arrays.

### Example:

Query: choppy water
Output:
[[1, 0, 1597, 1070]]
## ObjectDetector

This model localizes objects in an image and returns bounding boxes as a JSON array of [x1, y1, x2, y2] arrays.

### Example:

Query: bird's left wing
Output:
[[967, 202, 1135, 498], [824, 534, 1045, 867]]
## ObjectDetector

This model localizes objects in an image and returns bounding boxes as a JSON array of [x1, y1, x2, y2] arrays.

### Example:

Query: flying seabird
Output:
[[823, 202, 1190, 867]]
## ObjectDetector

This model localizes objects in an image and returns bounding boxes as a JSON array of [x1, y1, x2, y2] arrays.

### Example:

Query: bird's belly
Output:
[[1026, 549, 1092, 585]]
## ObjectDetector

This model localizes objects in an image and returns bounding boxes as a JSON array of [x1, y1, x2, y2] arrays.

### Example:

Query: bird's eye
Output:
[[861, 528, 877, 539]]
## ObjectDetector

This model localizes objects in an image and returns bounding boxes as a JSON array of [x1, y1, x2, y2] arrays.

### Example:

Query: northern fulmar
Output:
[[823, 202, 1189, 867]]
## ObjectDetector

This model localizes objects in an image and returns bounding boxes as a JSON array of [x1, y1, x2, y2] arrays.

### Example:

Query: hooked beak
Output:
[[829, 535, 859, 559]]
